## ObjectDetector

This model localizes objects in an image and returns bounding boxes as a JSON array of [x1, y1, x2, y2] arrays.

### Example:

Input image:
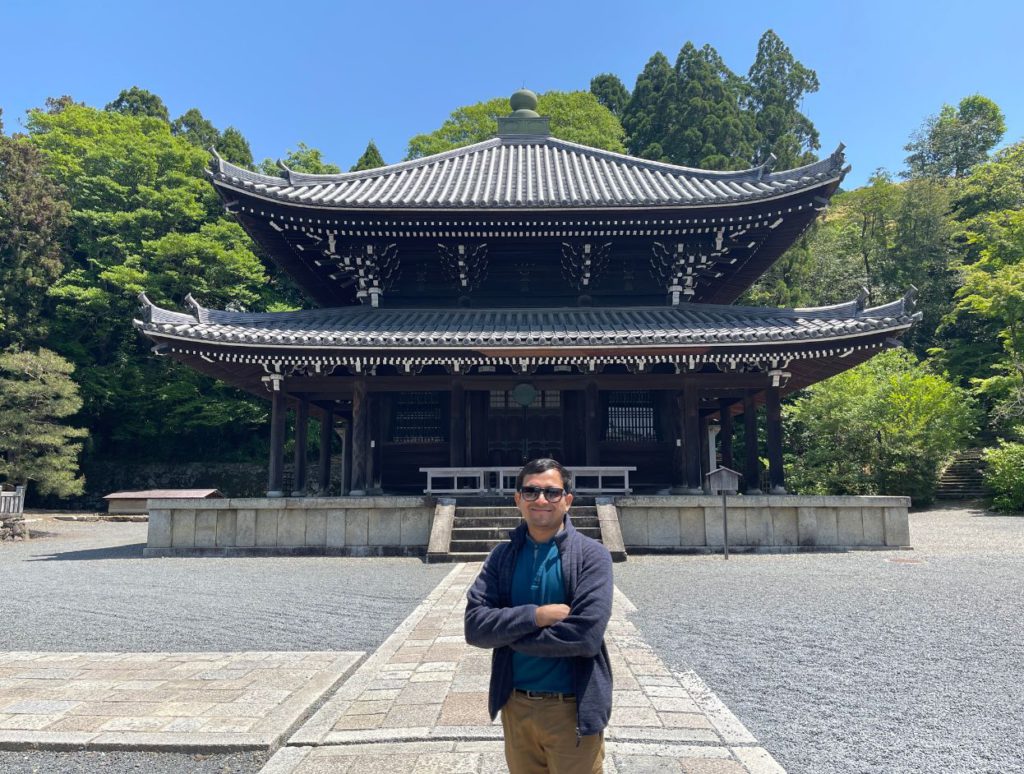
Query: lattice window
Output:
[[390, 392, 445, 444], [490, 390, 508, 409], [604, 391, 657, 441], [490, 390, 560, 410]]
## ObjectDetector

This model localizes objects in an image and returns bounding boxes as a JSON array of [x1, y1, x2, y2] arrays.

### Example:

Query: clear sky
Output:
[[1, 0, 1019, 187]]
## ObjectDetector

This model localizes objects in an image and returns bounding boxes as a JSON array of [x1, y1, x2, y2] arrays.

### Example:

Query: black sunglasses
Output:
[[519, 486, 567, 502]]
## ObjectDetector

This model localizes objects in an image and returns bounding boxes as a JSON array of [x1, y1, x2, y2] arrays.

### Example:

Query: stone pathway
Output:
[[0, 563, 785, 771], [266, 563, 785, 773], [0, 651, 361, 751]]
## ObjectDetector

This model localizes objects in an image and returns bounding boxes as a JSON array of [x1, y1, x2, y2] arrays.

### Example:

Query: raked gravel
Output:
[[613, 503, 1024, 774]]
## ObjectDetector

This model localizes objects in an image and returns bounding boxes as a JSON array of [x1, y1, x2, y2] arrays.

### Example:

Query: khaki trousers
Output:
[[500, 690, 604, 774]]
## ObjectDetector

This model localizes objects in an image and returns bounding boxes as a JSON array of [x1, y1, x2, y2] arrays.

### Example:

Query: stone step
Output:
[[452, 527, 602, 542]]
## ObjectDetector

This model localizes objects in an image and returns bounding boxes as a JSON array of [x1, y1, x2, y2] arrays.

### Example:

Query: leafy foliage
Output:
[[350, 140, 385, 171], [259, 142, 341, 175], [590, 74, 630, 118], [170, 108, 254, 168], [406, 91, 625, 159], [0, 126, 70, 347], [904, 95, 1006, 179], [105, 86, 170, 122], [982, 441, 1024, 513], [786, 349, 975, 505], [0, 349, 87, 497], [746, 29, 820, 168]]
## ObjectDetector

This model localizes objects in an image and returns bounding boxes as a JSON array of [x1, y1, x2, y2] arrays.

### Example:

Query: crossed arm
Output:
[[464, 545, 613, 658]]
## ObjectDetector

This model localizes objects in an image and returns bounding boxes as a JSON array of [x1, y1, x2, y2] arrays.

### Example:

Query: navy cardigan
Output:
[[464, 513, 614, 737]]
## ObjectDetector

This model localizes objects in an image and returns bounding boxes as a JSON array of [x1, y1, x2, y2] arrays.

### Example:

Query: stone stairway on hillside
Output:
[[936, 448, 989, 500]]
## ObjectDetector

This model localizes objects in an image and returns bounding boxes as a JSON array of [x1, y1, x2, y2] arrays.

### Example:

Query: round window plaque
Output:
[[510, 383, 538, 408]]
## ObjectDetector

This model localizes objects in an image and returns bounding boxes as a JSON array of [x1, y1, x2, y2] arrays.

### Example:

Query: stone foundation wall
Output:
[[144, 497, 435, 558], [614, 495, 911, 551]]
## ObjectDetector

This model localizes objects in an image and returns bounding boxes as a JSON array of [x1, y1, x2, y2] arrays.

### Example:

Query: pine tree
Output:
[[590, 74, 630, 118], [350, 140, 385, 171], [0, 349, 87, 497], [746, 30, 820, 168], [621, 52, 677, 161], [105, 86, 170, 122]]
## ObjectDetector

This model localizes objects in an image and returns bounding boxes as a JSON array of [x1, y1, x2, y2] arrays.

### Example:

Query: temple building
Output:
[[136, 89, 918, 501]]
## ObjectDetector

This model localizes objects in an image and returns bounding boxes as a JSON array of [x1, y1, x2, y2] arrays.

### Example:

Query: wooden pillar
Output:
[[469, 391, 488, 465], [341, 419, 353, 496], [317, 406, 333, 495], [291, 397, 309, 497], [766, 386, 786, 494], [719, 399, 734, 471], [450, 381, 466, 466], [682, 384, 702, 493], [349, 380, 368, 496], [585, 381, 600, 465], [743, 390, 762, 494], [367, 393, 380, 494], [699, 413, 711, 493], [267, 387, 286, 497]]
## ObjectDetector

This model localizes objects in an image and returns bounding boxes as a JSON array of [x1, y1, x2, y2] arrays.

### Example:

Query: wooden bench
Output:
[[420, 467, 635, 495], [0, 486, 25, 516]]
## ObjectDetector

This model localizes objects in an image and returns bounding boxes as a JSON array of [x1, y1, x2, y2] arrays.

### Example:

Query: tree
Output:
[[904, 95, 1006, 179], [26, 103, 276, 462], [259, 142, 341, 175], [350, 140, 385, 171], [666, 43, 756, 169], [172, 109, 254, 167], [105, 86, 170, 122], [786, 349, 974, 505], [746, 29, 820, 168], [590, 74, 630, 118], [0, 115, 70, 348], [0, 349, 87, 497], [406, 91, 625, 159], [621, 52, 677, 161]]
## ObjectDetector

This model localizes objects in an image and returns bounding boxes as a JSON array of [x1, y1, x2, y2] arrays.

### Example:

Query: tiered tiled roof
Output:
[[136, 291, 917, 351], [211, 139, 848, 211]]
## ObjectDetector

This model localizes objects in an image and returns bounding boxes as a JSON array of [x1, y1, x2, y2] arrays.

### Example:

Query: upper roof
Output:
[[136, 290, 917, 351], [211, 138, 848, 212]]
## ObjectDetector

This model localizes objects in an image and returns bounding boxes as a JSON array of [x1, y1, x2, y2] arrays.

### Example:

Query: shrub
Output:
[[982, 441, 1024, 513], [786, 349, 976, 505]]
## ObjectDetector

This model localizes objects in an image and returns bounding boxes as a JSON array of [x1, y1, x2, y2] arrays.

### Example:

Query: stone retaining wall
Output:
[[614, 495, 911, 552], [144, 497, 435, 558]]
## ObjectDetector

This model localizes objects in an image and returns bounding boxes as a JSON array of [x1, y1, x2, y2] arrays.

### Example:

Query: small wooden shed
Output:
[[103, 489, 223, 514]]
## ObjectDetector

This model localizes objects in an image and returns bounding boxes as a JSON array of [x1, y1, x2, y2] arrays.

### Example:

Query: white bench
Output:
[[420, 467, 635, 495], [0, 486, 25, 515]]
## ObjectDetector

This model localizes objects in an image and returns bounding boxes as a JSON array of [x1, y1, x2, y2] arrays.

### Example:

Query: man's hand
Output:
[[535, 604, 570, 627]]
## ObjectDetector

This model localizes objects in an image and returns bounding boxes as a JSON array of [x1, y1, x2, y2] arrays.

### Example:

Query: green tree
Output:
[[621, 52, 677, 161], [218, 127, 253, 167], [259, 142, 341, 175], [26, 103, 276, 462], [105, 86, 170, 122], [0, 349, 87, 497], [590, 73, 630, 118], [350, 140, 385, 171], [406, 91, 625, 159], [746, 29, 820, 168], [172, 108, 254, 167], [786, 349, 974, 505], [0, 113, 70, 347], [904, 95, 1006, 179], [666, 42, 756, 169]]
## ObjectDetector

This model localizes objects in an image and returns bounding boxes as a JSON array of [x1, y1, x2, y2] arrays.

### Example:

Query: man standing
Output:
[[465, 458, 613, 773]]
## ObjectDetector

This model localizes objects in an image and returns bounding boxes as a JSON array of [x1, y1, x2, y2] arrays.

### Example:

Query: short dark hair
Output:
[[516, 458, 572, 492]]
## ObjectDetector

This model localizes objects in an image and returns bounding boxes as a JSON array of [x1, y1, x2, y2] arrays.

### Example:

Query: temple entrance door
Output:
[[486, 388, 563, 466]]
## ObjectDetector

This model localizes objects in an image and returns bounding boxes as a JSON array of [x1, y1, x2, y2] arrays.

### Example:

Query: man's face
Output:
[[514, 467, 574, 536]]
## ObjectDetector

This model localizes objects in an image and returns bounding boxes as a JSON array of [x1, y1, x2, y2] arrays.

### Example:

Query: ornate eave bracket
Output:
[[651, 240, 721, 305], [561, 241, 611, 294], [320, 236, 400, 307], [438, 242, 488, 293]]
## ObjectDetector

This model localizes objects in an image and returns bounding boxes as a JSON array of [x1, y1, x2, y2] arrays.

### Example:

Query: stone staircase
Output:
[[936, 448, 989, 500], [427, 496, 626, 562]]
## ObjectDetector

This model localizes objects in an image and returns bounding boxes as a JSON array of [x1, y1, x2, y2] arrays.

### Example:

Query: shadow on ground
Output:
[[26, 542, 146, 561]]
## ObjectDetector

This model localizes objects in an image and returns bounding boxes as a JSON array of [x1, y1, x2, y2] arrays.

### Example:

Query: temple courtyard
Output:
[[0, 505, 1020, 773]]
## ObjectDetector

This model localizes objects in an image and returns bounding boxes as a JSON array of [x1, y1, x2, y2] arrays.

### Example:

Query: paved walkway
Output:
[[0, 563, 784, 772]]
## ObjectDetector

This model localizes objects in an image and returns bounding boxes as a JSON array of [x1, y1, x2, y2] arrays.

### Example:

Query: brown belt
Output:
[[514, 689, 575, 700]]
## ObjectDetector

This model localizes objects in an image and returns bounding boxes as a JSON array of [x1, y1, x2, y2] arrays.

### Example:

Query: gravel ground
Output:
[[0, 516, 451, 774], [613, 503, 1024, 774], [0, 517, 451, 652]]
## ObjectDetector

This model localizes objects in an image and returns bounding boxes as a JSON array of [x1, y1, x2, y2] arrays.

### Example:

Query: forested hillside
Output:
[[0, 30, 1020, 506]]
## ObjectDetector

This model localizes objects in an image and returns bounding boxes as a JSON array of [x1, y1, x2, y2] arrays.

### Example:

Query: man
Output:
[[465, 458, 613, 774]]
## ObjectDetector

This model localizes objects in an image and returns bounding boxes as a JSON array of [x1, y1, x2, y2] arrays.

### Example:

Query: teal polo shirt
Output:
[[511, 532, 574, 693]]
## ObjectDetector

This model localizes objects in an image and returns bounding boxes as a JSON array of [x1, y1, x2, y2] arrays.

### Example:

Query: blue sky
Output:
[[1, 0, 1019, 187]]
